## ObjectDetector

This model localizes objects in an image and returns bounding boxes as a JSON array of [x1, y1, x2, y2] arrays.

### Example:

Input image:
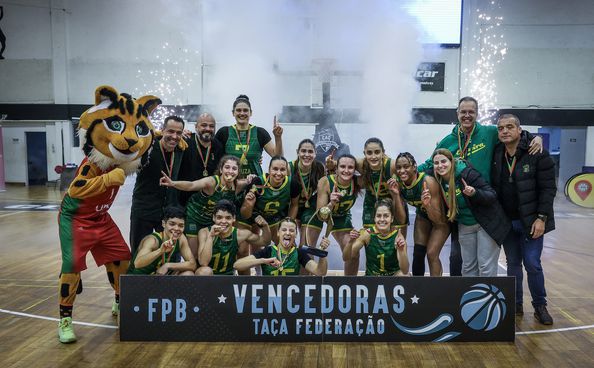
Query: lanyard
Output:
[[505, 151, 517, 182], [160, 141, 175, 178], [457, 124, 476, 159], [195, 135, 212, 177], [371, 158, 385, 200], [233, 125, 251, 164], [277, 245, 295, 272], [297, 161, 312, 206]]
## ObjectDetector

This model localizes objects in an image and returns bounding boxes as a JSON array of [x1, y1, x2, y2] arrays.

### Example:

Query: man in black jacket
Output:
[[492, 114, 556, 325], [130, 116, 186, 254]]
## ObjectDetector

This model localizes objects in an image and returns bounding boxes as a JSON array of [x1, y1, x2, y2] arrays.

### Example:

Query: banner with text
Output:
[[416, 62, 445, 91], [120, 276, 515, 342]]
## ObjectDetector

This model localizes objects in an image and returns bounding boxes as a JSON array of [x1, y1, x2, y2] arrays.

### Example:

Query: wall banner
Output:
[[416, 62, 445, 91], [120, 276, 515, 342]]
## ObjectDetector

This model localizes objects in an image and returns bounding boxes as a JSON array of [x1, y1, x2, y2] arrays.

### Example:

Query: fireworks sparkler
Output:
[[134, 42, 200, 129], [464, 1, 507, 124]]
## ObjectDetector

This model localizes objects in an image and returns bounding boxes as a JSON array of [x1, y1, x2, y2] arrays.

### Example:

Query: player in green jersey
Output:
[[233, 217, 330, 276], [160, 155, 251, 258], [128, 206, 196, 275], [325, 138, 406, 230], [196, 200, 271, 275], [214, 94, 284, 177], [343, 199, 409, 276], [316, 154, 361, 275], [395, 152, 449, 276], [359, 138, 406, 229], [288, 139, 326, 247], [240, 156, 300, 244]]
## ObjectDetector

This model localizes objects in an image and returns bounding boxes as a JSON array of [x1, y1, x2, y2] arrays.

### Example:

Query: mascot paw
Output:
[[106, 168, 126, 187]]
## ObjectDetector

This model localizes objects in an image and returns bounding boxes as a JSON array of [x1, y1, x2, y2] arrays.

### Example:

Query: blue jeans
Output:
[[503, 220, 547, 307]]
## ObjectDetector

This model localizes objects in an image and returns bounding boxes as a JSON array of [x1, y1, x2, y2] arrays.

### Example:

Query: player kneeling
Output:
[[128, 206, 196, 275], [344, 199, 410, 276], [233, 217, 330, 276], [196, 200, 272, 275]]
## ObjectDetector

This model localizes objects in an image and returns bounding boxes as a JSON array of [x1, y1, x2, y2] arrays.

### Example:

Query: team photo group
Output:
[[56, 87, 557, 343]]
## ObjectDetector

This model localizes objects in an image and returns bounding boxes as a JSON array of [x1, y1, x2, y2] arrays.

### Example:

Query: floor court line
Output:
[[2, 308, 592, 336], [0, 308, 118, 329]]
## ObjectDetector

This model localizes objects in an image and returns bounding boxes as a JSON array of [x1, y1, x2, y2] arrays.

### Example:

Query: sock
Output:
[[412, 244, 427, 276]]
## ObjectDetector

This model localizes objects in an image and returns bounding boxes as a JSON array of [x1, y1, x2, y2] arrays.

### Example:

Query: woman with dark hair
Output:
[[431, 149, 511, 277], [359, 138, 406, 229], [316, 154, 399, 275], [288, 139, 326, 247], [240, 156, 300, 245], [159, 155, 249, 258], [343, 199, 409, 276], [395, 152, 449, 276], [214, 94, 283, 178], [326, 138, 406, 229], [195, 200, 271, 276], [233, 217, 329, 276]]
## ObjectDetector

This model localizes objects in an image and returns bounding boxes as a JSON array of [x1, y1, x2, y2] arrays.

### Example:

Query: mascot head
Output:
[[78, 85, 161, 174]]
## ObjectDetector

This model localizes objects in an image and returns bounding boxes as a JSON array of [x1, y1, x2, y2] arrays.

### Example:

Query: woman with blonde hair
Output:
[[430, 149, 510, 276]]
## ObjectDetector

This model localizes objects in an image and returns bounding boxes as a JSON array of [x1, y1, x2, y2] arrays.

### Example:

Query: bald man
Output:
[[177, 113, 225, 205]]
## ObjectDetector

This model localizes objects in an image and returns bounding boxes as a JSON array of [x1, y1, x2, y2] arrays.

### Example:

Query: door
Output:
[[26, 131, 48, 185], [559, 128, 586, 191]]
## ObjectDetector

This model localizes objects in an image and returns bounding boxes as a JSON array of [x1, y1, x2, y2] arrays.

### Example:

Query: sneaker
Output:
[[534, 305, 553, 325], [112, 301, 119, 317], [516, 303, 524, 316], [58, 317, 77, 343]]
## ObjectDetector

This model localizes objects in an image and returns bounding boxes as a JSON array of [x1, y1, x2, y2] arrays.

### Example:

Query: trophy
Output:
[[302, 206, 332, 258]]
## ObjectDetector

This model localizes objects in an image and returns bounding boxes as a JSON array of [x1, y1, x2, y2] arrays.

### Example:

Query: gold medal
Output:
[[203, 169, 208, 177], [240, 157, 248, 165], [304, 201, 310, 208], [340, 190, 347, 197]]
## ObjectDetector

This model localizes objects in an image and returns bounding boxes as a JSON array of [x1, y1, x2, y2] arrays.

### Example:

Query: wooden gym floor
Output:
[[0, 181, 593, 367]]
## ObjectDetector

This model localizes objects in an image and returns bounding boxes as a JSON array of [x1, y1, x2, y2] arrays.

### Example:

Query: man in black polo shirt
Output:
[[130, 115, 186, 254], [492, 114, 556, 325], [177, 113, 224, 207]]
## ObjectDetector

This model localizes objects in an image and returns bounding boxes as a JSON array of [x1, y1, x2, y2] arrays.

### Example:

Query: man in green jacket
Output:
[[417, 97, 542, 276]]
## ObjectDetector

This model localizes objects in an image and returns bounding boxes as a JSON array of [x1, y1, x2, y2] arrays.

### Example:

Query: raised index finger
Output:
[[461, 178, 468, 188]]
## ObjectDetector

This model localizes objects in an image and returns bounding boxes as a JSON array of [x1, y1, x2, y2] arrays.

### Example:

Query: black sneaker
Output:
[[534, 305, 553, 325], [516, 304, 524, 316]]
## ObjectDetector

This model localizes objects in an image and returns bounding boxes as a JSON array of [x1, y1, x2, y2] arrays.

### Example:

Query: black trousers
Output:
[[449, 221, 462, 276]]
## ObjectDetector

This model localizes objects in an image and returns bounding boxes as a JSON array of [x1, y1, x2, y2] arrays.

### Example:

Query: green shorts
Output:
[[299, 205, 323, 230], [237, 213, 284, 228], [184, 220, 209, 237], [330, 212, 353, 233]]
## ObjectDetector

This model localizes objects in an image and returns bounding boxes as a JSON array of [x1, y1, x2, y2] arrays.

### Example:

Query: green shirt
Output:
[[327, 175, 357, 217], [254, 174, 294, 224], [439, 160, 477, 226], [365, 227, 401, 276], [362, 157, 393, 213], [288, 160, 317, 210], [225, 124, 263, 177], [186, 175, 238, 227], [399, 172, 427, 215], [128, 232, 180, 275], [418, 123, 499, 183], [209, 227, 239, 275], [254, 245, 311, 276]]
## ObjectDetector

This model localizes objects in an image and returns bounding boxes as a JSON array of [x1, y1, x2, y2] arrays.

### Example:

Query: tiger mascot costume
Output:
[[57, 86, 160, 343]]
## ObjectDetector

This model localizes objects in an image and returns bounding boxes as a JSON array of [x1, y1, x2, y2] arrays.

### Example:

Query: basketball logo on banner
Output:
[[460, 284, 507, 332], [565, 173, 594, 208]]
